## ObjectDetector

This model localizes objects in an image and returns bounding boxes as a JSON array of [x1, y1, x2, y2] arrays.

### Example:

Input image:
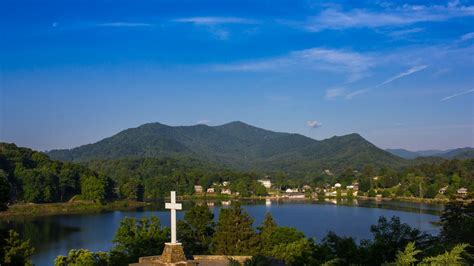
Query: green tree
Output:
[[368, 189, 376, 197], [2, 230, 35, 266], [109, 217, 169, 265], [421, 243, 469, 265], [80, 175, 106, 203], [270, 238, 315, 265], [439, 200, 474, 255], [54, 249, 109, 266], [212, 203, 258, 255], [394, 242, 421, 265], [0, 170, 10, 211], [368, 216, 432, 265], [177, 205, 215, 255]]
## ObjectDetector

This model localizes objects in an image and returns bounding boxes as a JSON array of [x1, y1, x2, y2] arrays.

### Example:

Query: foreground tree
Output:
[[439, 200, 474, 255], [394, 242, 421, 265], [212, 203, 258, 255], [54, 249, 109, 266], [1, 230, 35, 266], [109, 217, 169, 266], [177, 204, 215, 255]]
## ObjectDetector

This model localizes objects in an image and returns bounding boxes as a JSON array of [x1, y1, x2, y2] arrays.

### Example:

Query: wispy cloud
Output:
[[348, 65, 427, 98], [380, 65, 428, 86], [325, 87, 347, 99], [441, 89, 474, 101], [304, 2, 474, 31], [173, 17, 257, 26], [460, 32, 474, 41], [389, 27, 424, 37], [96, 22, 152, 27], [307, 120, 322, 128], [213, 47, 374, 81]]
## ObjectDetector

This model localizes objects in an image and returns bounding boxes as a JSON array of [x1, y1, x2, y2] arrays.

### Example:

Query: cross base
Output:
[[160, 243, 187, 263]]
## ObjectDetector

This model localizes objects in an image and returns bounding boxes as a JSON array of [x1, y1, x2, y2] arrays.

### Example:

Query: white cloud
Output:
[[380, 65, 427, 86], [97, 22, 152, 27], [325, 87, 346, 99], [343, 65, 427, 99], [460, 32, 474, 41], [304, 2, 474, 31], [173, 17, 257, 26], [389, 27, 424, 37], [213, 47, 374, 81], [441, 89, 474, 101], [307, 120, 322, 128]]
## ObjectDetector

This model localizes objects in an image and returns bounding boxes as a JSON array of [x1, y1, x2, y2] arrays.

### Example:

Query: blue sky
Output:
[[1, 0, 473, 151]]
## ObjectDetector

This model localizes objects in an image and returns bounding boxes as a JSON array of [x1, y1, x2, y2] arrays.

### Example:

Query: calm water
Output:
[[0, 199, 443, 266]]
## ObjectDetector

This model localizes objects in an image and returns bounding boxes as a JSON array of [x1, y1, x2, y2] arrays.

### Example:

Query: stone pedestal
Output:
[[160, 243, 187, 263], [130, 243, 196, 266]]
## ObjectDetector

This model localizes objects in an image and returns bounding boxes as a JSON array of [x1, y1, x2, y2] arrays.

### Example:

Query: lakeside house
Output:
[[285, 188, 298, 193], [206, 187, 215, 193], [257, 179, 272, 189], [222, 181, 230, 187], [283, 192, 305, 199], [439, 186, 448, 194], [457, 187, 468, 196], [302, 185, 311, 192], [334, 183, 342, 188], [194, 185, 203, 193], [221, 188, 232, 195]]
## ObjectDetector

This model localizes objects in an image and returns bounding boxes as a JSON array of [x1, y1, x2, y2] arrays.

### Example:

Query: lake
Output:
[[0, 199, 444, 266]]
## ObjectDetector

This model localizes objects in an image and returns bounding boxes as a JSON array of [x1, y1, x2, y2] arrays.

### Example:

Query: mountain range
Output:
[[48, 121, 410, 174], [386, 147, 474, 160]]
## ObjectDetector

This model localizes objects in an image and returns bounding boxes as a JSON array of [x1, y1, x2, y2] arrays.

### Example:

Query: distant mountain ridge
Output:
[[386, 147, 474, 160], [48, 121, 408, 174]]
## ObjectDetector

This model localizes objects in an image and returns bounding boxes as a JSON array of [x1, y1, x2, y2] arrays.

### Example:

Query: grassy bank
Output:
[[0, 200, 149, 219]]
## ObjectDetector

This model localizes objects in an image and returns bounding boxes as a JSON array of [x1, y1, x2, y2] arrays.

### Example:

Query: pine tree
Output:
[[177, 204, 215, 255], [212, 203, 258, 255]]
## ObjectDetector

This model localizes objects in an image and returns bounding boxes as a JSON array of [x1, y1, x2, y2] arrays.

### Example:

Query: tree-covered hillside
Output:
[[48, 121, 407, 174], [0, 143, 115, 207]]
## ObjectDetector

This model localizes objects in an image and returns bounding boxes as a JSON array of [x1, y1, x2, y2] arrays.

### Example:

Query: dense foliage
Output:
[[0, 229, 35, 266], [0, 143, 116, 205]]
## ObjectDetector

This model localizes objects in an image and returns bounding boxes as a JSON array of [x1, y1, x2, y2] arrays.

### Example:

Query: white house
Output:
[[285, 188, 298, 193], [334, 183, 342, 188], [457, 187, 468, 196], [258, 179, 272, 189], [221, 188, 232, 195], [194, 185, 203, 193], [206, 187, 215, 193], [222, 181, 230, 187], [439, 186, 448, 194], [346, 185, 354, 190]]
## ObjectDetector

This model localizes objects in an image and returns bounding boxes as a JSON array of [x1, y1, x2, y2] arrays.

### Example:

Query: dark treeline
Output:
[[50, 199, 473, 265]]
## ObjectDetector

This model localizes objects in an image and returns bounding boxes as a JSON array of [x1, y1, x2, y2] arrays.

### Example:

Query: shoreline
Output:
[[0, 200, 149, 219], [1, 194, 465, 219]]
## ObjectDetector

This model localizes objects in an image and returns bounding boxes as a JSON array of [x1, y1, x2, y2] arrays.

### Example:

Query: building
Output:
[[457, 187, 468, 196], [346, 185, 354, 190], [221, 188, 232, 195], [206, 187, 215, 193], [334, 183, 342, 188], [194, 185, 203, 193], [352, 182, 360, 191], [439, 186, 448, 194], [303, 185, 311, 191], [222, 181, 230, 187], [285, 188, 298, 193], [257, 179, 272, 189]]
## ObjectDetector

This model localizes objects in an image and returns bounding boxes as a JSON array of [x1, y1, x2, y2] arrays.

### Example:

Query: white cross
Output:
[[165, 191, 182, 244]]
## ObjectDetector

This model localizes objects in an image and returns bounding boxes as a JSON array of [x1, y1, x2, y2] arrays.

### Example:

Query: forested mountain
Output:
[[48, 121, 406, 174], [387, 147, 474, 160]]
